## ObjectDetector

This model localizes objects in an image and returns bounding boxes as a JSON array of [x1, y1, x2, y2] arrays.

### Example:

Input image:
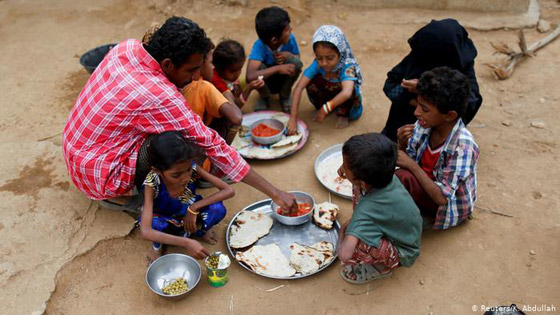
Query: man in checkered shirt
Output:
[[63, 17, 296, 214]]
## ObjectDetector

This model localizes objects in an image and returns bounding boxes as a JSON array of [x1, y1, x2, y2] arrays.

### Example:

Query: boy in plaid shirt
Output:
[[396, 67, 479, 229]]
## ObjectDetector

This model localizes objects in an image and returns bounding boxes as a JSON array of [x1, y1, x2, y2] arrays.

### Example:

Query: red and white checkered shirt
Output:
[[63, 39, 249, 200]]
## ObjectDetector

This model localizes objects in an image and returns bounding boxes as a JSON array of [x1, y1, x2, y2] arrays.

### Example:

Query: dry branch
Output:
[[486, 26, 560, 80]]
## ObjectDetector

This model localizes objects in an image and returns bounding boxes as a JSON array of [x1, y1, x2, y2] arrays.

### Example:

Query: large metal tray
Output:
[[226, 199, 340, 280], [234, 111, 309, 160], [314, 143, 353, 200]]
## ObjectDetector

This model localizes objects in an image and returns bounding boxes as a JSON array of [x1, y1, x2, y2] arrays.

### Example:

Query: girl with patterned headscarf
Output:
[[287, 25, 362, 134]]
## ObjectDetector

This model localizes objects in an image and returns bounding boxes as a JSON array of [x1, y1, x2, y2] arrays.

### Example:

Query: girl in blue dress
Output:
[[287, 25, 363, 133], [139, 131, 234, 263]]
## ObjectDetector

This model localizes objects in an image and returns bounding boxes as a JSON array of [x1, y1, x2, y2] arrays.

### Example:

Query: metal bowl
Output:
[[146, 254, 201, 300], [79, 43, 116, 74], [250, 118, 285, 145], [270, 191, 315, 225]]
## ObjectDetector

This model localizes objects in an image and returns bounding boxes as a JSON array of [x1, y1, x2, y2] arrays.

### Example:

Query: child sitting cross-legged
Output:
[[337, 133, 422, 284], [396, 66, 479, 230], [140, 131, 235, 263]]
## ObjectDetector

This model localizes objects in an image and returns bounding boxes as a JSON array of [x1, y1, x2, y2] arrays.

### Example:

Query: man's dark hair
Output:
[[213, 39, 246, 71], [255, 6, 290, 44], [417, 66, 470, 118], [145, 16, 212, 66], [148, 131, 201, 171], [342, 133, 397, 189]]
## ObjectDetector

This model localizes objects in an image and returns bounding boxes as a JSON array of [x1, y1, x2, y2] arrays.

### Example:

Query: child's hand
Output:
[[287, 117, 298, 135], [397, 150, 415, 170], [397, 124, 415, 150], [277, 64, 296, 76], [401, 78, 419, 93], [337, 164, 346, 179], [184, 239, 209, 260], [247, 78, 265, 91], [232, 84, 242, 97], [183, 210, 198, 234], [274, 51, 291, 64]]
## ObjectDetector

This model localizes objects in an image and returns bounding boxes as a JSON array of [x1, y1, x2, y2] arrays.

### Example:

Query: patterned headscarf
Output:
[[312, 25, 362, 88]]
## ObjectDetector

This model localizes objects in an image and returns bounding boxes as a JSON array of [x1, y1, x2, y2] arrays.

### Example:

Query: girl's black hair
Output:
[[212, 39, 246, 71], [148, 131, 201, 171], [342, 133, 397, 189], [144, 16, 212, 67], [313, 41, 339, 56]]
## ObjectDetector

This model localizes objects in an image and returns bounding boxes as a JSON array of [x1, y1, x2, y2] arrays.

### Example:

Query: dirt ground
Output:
[[1, 0, 559, 314]]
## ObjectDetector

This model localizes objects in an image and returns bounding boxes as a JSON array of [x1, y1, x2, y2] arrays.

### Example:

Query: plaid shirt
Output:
[[63, 39, 249, 200], [406, 119, 479, 229]]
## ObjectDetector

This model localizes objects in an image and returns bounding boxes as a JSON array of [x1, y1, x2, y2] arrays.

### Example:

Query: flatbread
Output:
[[235, 244, 296, 278], [289, 241, 335, 274], [231, 134, 251, 150], [271, 133, 302, 148], [245, 142, 298, 159], [313, 201, 339, 230], [229, 211, 273, 248]]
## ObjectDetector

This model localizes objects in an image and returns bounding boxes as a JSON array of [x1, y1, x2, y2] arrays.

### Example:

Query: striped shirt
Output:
[[406, 119, 479, 229], [63, 39, 249, 200]]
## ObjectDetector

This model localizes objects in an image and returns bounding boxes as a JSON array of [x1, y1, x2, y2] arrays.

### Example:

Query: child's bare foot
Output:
[[311, 110, 320, 121], [146, 244, 163, 266], [335, 116, 349, 129], [200, 229, 218, 245]]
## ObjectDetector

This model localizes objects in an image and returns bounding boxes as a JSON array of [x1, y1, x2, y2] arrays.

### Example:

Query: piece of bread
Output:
[[289, 241, 334, 274], [235, 244, 296, 277], [229, 211, 273, 248], [313, 201, 339, 230]]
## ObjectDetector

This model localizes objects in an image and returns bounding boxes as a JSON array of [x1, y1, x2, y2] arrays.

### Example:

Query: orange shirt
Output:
[[182, 79, 228, 126]]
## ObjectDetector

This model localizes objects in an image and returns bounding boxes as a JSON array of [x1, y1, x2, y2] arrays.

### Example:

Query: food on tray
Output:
[[229, 211, 273, 248], [316, 153, 352, 197], [252, 123, 282, 137], [313, 201, 339, 230], [277, 202, 312, 217], [235, 244, 296, 278], [289, 241, 334, 275], [271, 133, 302, 148], [244, 142, 298, 159], [162, 278, 189, 295]]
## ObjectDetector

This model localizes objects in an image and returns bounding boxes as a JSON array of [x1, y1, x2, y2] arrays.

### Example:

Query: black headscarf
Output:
[[403, 18, 478, 79]]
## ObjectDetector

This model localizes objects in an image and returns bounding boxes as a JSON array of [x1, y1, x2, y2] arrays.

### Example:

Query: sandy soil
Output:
[[0, 0, 559, 314]]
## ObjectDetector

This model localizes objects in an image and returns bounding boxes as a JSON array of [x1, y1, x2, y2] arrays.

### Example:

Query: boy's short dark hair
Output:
[[213, 39, 246, 71], [255, 6, 290, 44], [417, 66, 470, 118], [145, 16, 212, 66], [342, 133, 397, 189]]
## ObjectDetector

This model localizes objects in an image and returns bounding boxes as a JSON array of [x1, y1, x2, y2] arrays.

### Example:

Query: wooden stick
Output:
[[475, 205, 514, 218], [37, 131, 63, 142], [486, 26, 560, 80]]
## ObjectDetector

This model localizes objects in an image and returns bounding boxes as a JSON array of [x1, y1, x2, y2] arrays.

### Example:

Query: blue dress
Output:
[[141, 166, 226, 248]]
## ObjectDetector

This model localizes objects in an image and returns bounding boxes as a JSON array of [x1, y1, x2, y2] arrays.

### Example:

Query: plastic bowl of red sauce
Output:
[[270, 191, 315, 225], [250, 118, 285, 145]]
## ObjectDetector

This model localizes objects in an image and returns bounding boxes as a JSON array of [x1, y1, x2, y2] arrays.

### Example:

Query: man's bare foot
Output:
[[335, 116, 350, 129], [146, 245, 163, 266], [200, 229, 218, 245]]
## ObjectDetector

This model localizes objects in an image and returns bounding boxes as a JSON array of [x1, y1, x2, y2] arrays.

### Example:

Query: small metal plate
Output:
[[226, 199, 340, 280], [314, 143, 353, 200], [234, 111, 309, 160]]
